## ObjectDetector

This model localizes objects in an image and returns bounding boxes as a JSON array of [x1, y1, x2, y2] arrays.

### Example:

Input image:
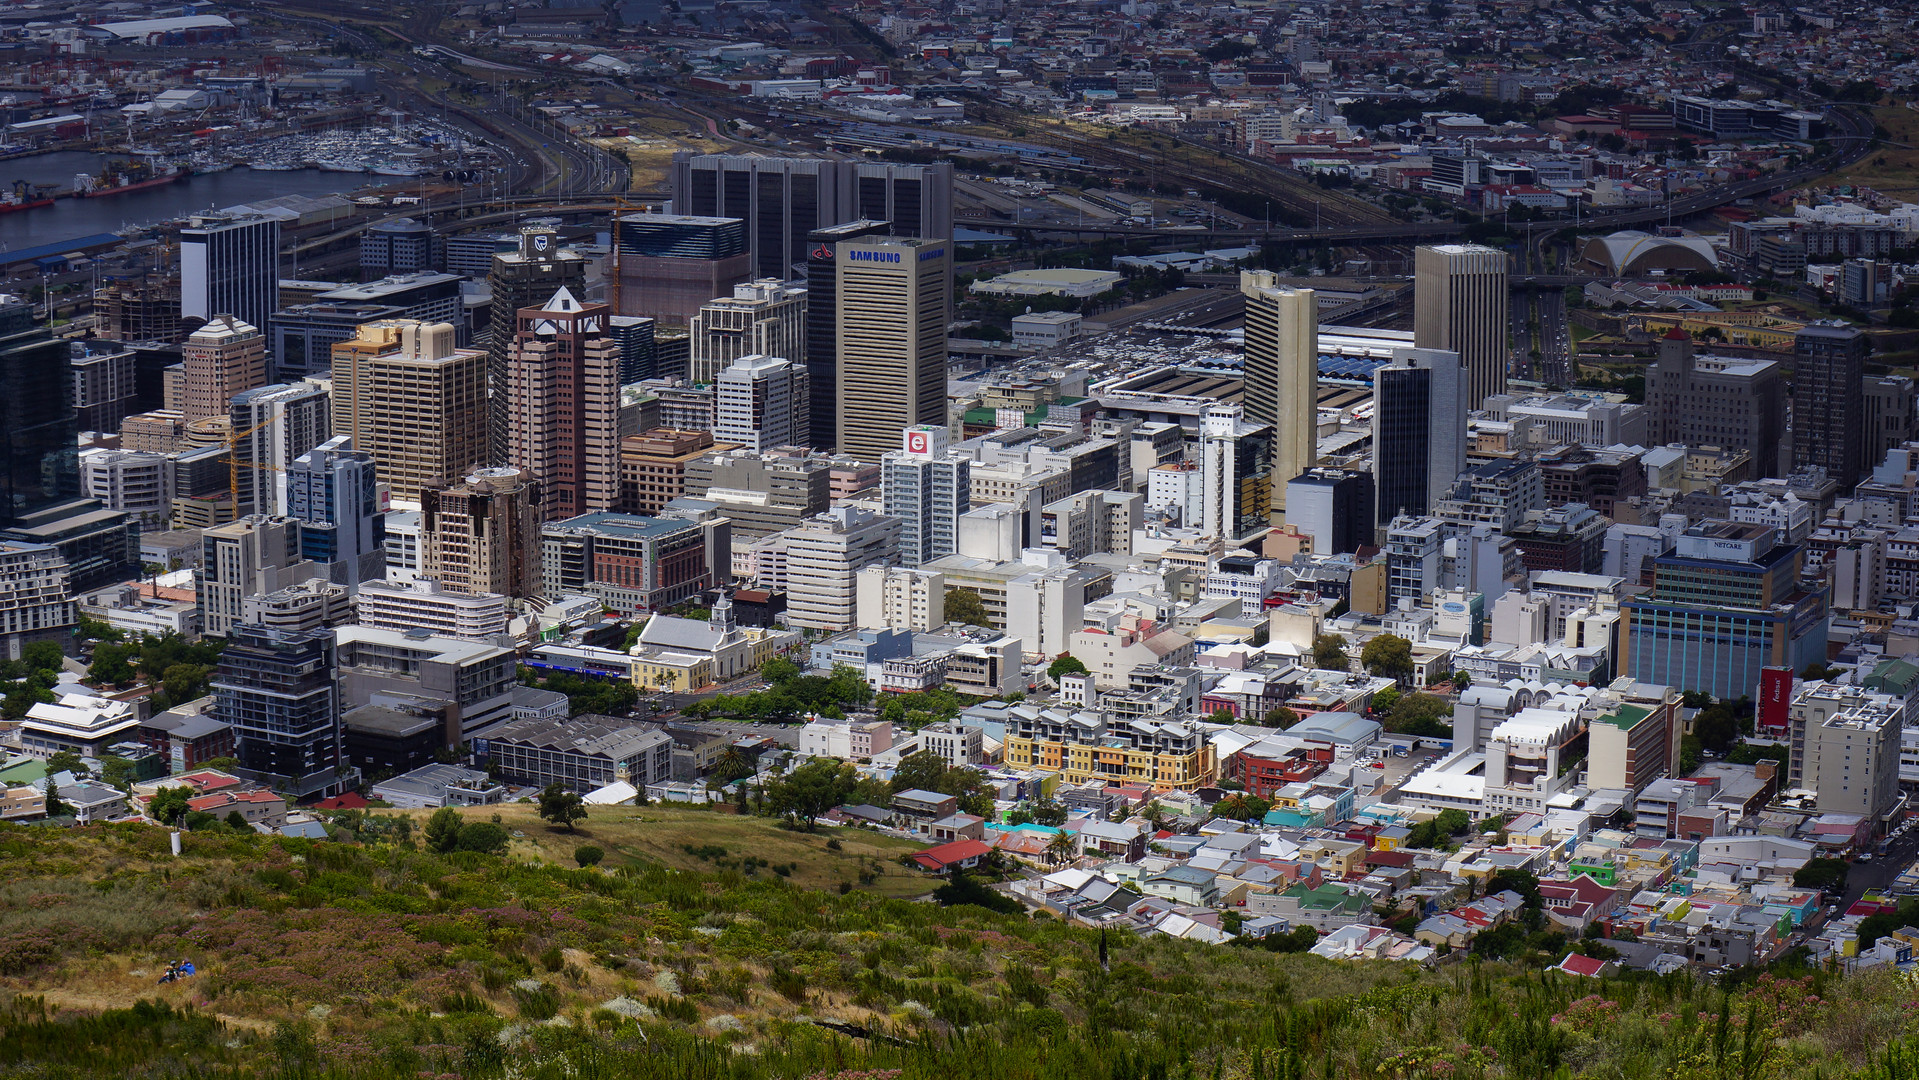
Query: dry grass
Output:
[[406, 802, 937, 898], [1814, 104, 1919, 201]]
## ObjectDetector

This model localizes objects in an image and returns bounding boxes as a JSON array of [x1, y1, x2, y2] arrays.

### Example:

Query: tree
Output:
[[1485, 867, 1542, 909], [1207, 708, 1237, 724], [42, 785, 70, 820], [765, 758, 854, 830], [1794, 857, 1849, 893], [574, 844, 605, 868], [455, 822, 511, 855], [945, 587, 994, 629], [761, 656, 800, 685], [1451, 670, 1472, 692], [1312, 634, 1349, 671], [1006, 806, 1035, 826], [88, 643, 136, 686], [148, 785, 194, 827], [1388, 693, 1453, 738], [98, 755, 136, 793], [1370, 685, 1402, 717], [890, 750, 949, 795], [1360, 634, 1415, 684], [1047, 653, 1089, 683], [537, 784, 588, 832], [1262, 707, 1300, 728], [425, 806, 464, 853], [1046, 829, 1078, 865], [1032, 800, 1068, 826], [21, 640, 63, 674], [225, 810, 249, 830], [44, 750, 86, 778]]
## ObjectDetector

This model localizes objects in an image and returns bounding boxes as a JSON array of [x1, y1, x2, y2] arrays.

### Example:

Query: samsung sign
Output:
[[918, 248, 946, 262], [850, 249, 901, 263]]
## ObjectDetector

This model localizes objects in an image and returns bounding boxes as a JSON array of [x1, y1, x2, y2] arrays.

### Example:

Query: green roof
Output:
[[1868, 657, 1919, 693], [1593, 703, 1651, 730], [0, 758, 48, 785]]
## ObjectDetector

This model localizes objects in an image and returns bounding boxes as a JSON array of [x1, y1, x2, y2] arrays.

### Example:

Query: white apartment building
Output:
[[856, 564, 945, 632], [798, 717, 894, 760], [355, 578, 510, 640], [917, 721, 986, 767], [714, 353, 808, 452], [688, 279, 807, 385], [784, 507, 902, 631], [79, 448, 175, 528]]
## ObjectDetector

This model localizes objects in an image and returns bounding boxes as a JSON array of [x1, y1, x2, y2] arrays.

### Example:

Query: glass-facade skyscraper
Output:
[[0, 301, 78, 527]]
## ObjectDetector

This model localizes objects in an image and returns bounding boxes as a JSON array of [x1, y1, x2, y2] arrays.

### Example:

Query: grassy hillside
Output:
[[0, 821, 1915, 1079], [410, 803, 936, 898]]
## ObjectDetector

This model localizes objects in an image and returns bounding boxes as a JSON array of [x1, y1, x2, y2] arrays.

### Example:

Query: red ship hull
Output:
[[78, 172, 182, 198], [0, 197, 54, 214]]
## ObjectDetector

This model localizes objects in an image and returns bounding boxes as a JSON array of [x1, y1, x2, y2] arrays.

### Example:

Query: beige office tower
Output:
[[1415, 244, 1509, 409], [1239, 271, 1317, 518], [835, 237, 950, 465], [505, 287, 623, 520], [181, 315, 267, 422], [421, 467, 544, 598], [687, 279, 807, 385], [330, 321, 487, 503]]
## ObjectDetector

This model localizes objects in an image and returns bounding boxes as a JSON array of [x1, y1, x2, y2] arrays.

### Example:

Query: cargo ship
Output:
[[70, 159, 185, 198], [0, 182, 55, 214]]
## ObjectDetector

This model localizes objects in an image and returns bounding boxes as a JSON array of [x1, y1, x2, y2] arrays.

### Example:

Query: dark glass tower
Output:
[[0, 300, 78, 526]]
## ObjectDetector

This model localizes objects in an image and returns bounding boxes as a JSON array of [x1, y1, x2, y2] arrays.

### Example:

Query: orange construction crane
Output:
[[225, 414, 285, 516]]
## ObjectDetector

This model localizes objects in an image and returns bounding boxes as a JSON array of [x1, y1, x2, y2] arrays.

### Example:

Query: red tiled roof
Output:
[[314, 792, 368, 809], [1558, 953, 1607, 977], [912, 838, 993, 870]]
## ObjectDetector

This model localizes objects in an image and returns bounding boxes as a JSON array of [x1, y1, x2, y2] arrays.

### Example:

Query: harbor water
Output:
[[0, 152, 384, 253]]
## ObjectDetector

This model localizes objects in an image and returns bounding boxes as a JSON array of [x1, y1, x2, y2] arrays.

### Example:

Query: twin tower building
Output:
[[1240, 244, 1508, 538]]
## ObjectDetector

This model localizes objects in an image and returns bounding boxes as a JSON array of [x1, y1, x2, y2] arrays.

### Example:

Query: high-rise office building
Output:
[[330, 320, 487, 503], [70, 341, 138, 434], [1794, 320, 1869, 484], [487, 227, 587, 465], [505, 287, 623, 520], [0, 300, 77, 527], [1620, 521, 1828, 699], [539, 510, 722, 614], [198, 515, 319, 638], [1643, 329, 1789, 477], [607, 315, 658, 385], [1199, 404, 1275, 541], [422, 467, 544, 598], [835, 236, 951, 464], [181, 213, 280, 334], [285, 435, 385, 588], [714, 354, 808, 452], [0, 540, 74, 661], [784, 506, 902, 631], [1373, 346, 1469, 523], [611, 213, 752, 327], [214, 623, 346, 796], [358, 217, 437, 279], [228, 381, 331, 518], [670, 153, 954, 279], [180, 315, 268, 423], [1414, 244, 1509, 407], [803, 219, 890, 451], [268, 302, 408, 382], [883, 425, 970, 567], [1240, 271, 1317, 517], [688, 280, 807, 385], [312, 274, 465, 343]]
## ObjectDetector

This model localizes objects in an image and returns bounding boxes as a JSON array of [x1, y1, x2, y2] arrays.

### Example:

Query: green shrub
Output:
[[574, 845, 604, 868], [540, 945, 565, 972]]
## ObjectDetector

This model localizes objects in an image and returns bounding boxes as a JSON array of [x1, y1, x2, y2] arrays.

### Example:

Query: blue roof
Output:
[[0, 233, 122, 268], [1317, 354, 1391, 381]]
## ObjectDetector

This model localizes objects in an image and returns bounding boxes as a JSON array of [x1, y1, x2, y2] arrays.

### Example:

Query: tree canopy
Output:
[[538, 784, 588, 832], [1360, 634, 1414, 683], [1047, 653, 1089, 683], [765, 758, 856, 829], [1312, 634, 1348, 671], [945, 587, 994, 629]]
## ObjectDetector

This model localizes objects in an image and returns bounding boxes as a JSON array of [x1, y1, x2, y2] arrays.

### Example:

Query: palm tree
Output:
[[1046, 830, 1078, 866]]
